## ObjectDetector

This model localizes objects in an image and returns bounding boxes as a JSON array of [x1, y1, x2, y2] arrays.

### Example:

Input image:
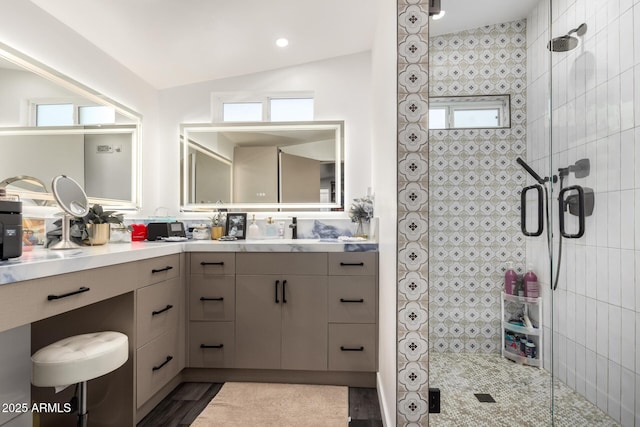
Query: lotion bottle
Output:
[[504, 261, 517, 295], [247, 215, 261, 240]]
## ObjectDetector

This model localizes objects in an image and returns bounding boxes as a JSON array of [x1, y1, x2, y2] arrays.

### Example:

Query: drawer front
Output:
[[137, 254, 180, 286], [236, 253, 327, 275], [136, 327, 180, 407], [136, 277, 181, 347], [189, 322, 235, 368], [328, 324, 376, 372], [328, 253, 377, 276], [189, 275, 235, 321], [328, 276, 376, 323], [190, 253, 236, 275], [0, 262, 137, 332]]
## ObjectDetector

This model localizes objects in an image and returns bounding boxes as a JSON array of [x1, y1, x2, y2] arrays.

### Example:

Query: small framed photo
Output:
[[225, 213, 247, 240]]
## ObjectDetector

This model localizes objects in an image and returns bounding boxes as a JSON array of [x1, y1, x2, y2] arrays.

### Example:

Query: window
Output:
[[428, 95, 510, 129], [213, 92, 314, 122], [34, 101, 116, 126]]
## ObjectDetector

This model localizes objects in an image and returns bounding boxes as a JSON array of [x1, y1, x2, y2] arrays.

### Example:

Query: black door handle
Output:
[[152, 304, 173, 315], [152, 355, 173, 371], [340, 298, 364, 303], [275, 280, 280, 303], [559, 185, 585, 238], [282, 280, 287, 303], [200, 297, 224, 301], [521, 184, 544, 237], [340, 346, 364, 352], [340, 262, 364, 266], [151, 266, 173, 273], [47, 287, 90, 301], [200, 261, 224, 266], [200, 344, 224, 349]]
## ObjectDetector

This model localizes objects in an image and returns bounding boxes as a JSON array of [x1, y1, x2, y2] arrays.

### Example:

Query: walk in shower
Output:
[[425, 0, 637, 425]]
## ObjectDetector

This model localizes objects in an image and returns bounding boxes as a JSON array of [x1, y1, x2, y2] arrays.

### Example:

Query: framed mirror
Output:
[[0, 41, 141, 209], [180, 121, 344, 211]]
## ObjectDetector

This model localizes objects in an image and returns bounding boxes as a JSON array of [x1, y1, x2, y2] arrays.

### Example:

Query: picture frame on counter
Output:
[[225, 213, 247, 240]]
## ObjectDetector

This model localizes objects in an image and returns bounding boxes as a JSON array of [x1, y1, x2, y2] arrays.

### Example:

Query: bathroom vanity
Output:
[[0, 240, 378, 426]]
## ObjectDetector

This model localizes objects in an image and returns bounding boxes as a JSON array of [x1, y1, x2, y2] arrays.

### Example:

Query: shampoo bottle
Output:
[[504, 261, 517, 295], [524, 265, 539, 298]]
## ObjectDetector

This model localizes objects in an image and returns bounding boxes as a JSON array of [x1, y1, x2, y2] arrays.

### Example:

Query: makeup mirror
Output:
[[50, 175, 89, 250]]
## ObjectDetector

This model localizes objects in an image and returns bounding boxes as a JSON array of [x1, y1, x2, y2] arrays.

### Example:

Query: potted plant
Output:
[[82, 204, 124, 245], [210, 210, 227, 240]]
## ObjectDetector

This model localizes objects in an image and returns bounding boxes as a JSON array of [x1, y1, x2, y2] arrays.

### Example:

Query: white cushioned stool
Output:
[[32, 331, 128, 427]]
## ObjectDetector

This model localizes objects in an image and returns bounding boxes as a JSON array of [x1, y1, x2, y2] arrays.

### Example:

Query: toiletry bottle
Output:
[[277, 221, 285, 239], [264, 217, 277, 237], [247, 215, 260, 239], [515, 277, 525, 297], [504, 261, 517, 295], [523, 265, 539, 298]]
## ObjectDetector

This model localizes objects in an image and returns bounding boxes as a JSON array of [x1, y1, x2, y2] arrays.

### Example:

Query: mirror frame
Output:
[[180, 121, 343, 211], [0, 41, 142, 210]]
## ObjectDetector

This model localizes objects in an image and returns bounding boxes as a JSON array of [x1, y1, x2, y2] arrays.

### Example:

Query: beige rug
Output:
[[191, 382, 349, 427]]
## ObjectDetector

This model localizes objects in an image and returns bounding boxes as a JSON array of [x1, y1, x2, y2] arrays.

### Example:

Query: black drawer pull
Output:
[[282, 280, 287, 303], [340, 298, 365, 303], [152, 304, 173, 316], [340, 262, 364, 266], [200, 344, 224, 349], [152, 355, 173, 371], [47, 286, 90, 301], [200, 261, 224, 266], [340, 346, 364, 352], [275, 280, 280, 303], [151, 266, 173, 273], [200, 297, 224, 301]]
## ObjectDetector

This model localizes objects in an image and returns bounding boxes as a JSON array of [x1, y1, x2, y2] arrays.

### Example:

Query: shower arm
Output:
[[516, 157, 548, 185]]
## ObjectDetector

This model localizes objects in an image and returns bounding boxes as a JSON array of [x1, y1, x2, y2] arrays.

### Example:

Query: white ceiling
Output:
[[28, 0, 539, 90]]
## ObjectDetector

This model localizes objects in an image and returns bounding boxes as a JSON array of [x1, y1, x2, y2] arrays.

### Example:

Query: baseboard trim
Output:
[[376, 372, 394, 427]]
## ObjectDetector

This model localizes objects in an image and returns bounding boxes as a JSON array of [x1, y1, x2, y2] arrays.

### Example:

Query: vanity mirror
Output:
[[0, 42, 141, 209], [180, 121, 344, 211], [50, 175, 89, 250]]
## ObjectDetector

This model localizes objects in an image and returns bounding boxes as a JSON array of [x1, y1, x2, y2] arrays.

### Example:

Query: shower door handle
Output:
[[559, 185, 585, 238], [520, 184, 544, 237]]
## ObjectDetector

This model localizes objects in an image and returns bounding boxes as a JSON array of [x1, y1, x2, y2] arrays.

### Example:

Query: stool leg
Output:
[[77, 381, 88, 427]]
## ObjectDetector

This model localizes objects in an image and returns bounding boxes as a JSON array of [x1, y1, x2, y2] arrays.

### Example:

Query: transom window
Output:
[[428, 94, 510, 129], [33, 100, 116, 126], [213, 92, 314, 122]]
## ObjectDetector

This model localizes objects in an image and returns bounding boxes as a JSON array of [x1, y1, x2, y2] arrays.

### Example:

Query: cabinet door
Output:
[[281, 276, 327, 371], [235, 275, 282, 369]]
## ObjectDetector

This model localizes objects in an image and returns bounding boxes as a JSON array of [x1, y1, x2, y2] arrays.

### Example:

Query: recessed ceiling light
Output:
[[276, 38, 289, 47], [432, 10, 446, 20]]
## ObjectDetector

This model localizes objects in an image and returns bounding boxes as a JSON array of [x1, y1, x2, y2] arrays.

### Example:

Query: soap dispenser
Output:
[[264, 217, 278, 238], [247, 214, 261, 240]]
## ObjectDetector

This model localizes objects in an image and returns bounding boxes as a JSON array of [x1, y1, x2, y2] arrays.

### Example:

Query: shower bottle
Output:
[[524, 265, 539, 298], [504, 261, 517, 295]]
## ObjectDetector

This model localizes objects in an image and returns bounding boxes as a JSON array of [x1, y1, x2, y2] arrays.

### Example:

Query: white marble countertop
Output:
[[0, 239, 378, 285]]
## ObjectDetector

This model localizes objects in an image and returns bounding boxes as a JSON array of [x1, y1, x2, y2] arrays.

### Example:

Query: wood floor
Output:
[[138, 382, 383, 426]]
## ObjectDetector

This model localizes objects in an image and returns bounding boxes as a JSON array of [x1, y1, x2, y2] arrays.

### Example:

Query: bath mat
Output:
[[191, 382, 348, 426]]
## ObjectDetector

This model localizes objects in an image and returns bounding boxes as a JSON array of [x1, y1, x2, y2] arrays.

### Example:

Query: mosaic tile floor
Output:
[[429, 353, 618, 427]]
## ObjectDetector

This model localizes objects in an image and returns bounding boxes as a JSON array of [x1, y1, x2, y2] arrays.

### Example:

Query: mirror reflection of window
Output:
[[78, 105, 116, 125], [36, 104, 73, 126], [222, 102, 263, 122], [269, 98, 314, 121]]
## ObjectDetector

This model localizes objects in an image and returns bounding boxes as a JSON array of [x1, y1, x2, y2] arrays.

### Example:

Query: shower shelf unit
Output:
[[501, 292, 543, 368]]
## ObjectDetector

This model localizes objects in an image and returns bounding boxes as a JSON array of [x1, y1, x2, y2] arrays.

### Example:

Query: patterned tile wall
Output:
[[397, 1, 430, 425], [427, 21, 527, 355]]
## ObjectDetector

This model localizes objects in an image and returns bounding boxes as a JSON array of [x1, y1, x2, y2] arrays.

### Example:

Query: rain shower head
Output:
[[548, 23, 587, 52]]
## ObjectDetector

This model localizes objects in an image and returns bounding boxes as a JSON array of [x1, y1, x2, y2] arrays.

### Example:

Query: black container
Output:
[[0, 199, 22, 260]]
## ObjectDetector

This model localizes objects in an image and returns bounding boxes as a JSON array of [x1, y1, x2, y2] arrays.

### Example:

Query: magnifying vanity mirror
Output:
[[180, 121, 344, 211], [0, 41, 141, 209], [49, 175, 89, 250]]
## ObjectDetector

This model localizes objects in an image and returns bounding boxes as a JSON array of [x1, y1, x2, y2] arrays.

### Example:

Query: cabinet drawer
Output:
[[328, 276, 376, 323], [0, 262, 137, 332], [328, 324, 376, 372], [189, 322, 235, 368], [137, 254, 180, 286], [190, 253, 236, 275], [136, 327, 180, 407], [136, 277, 181, 347], [236, 253, 327, 275], [189, 275, 235, 321], [328, 253, 377, 276]]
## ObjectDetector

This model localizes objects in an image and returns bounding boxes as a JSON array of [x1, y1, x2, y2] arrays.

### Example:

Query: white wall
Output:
[[527, 0, 639, 425], [371, 0, 397, 424], [158, 52, 372, 216]]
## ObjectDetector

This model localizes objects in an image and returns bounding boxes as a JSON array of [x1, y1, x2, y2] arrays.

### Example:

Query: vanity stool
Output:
[[31, 331, 128, 427]]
